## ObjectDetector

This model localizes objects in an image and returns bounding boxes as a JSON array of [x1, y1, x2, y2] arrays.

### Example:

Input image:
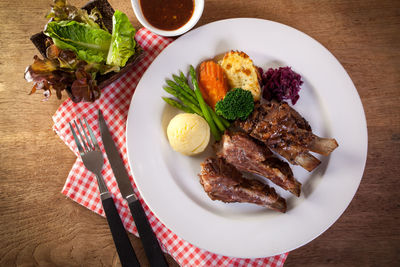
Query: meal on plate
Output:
[[25, 0, 141, 102], [163, 50, 339, 213]]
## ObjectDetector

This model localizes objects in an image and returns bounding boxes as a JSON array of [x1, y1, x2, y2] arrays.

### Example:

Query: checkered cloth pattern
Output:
[[52, 28, 288, 267]]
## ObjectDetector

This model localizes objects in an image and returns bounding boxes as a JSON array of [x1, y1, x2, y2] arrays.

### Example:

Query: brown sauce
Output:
[[139, 0, 194, 31]]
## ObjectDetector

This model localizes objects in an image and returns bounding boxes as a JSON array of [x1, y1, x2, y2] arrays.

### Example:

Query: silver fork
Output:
[[69, 118, 140, 267]]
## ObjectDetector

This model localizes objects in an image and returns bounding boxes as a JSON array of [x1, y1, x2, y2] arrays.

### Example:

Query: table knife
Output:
[[98, 110, 168, 267]]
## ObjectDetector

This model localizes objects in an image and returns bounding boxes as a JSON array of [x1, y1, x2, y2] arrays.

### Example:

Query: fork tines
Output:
[[69, 118, 100, 154]]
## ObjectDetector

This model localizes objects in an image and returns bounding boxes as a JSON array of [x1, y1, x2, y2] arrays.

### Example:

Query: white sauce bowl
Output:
[[131, 0, 204, 37]]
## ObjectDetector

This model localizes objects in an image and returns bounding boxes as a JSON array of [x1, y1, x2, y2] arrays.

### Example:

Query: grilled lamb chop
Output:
[[199, 157, 287, 213], [237, 101, 338, 171], [215, 132, 301, 196]]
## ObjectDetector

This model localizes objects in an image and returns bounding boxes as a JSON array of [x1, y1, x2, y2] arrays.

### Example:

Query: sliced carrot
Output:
[[198, 60, 229, 109]]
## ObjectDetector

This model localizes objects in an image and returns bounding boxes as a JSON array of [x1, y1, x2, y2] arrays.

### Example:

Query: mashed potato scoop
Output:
[[167, 113, 210, 156]]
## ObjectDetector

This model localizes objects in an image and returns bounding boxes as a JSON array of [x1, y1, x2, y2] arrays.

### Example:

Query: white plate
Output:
[[126, 18, 367, 258]]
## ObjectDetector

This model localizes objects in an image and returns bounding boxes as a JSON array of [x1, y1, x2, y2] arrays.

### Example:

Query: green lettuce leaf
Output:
[[46, 0, 108, 31], [44, 20, 111, 63], [106, 10, 136, 67]]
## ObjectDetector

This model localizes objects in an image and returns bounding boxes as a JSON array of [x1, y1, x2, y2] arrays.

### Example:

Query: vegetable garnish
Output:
[[260, 66, 303, 105], [215, 88, 254, 121], [189, 66, 221, 141], [45, 21, 112, 64], [161, 67, 230, 141], [46, 0, 108, 31], [106, 10, 137, 67], [25, 0, 138, 102], [162, 97, 194, 114], [25, 40, 100, 102], [198, 61, 229, 109]]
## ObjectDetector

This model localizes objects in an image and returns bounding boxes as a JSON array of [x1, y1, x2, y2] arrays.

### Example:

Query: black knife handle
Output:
[[128, 197, 168, 267], [102, 194, 141, 267]]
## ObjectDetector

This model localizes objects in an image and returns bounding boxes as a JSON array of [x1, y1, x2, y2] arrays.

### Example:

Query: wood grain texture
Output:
[[0, 0, 399, 266]]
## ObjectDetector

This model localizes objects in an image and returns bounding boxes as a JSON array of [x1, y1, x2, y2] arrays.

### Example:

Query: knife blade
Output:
[[98, 110, 168, 267]]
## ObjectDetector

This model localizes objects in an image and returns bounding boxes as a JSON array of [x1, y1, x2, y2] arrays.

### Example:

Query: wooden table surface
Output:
[[1, 0, 399, 266]]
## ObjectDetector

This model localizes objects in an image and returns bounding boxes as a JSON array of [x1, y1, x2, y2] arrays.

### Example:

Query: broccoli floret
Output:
[[215, 88, 254, 121]]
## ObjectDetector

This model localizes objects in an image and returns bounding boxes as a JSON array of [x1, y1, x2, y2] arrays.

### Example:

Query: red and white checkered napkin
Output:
[[52, 28, 288, 267]]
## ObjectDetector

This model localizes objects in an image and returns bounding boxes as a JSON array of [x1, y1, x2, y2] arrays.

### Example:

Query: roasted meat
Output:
[[199, 157, 287, 213], [215, 132, 301, 196], [237, 101, 338, 171]]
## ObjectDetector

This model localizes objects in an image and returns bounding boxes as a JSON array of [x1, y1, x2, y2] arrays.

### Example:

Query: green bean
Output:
[[173, 74, 196, 99], [208, 105, 226, 132], [180, 71, 186, 81], [212, 109, 230, 128], [189, 65, 221, 141], [162, 86, 203, 116], [179, 69, 230, 130], [162, 97, 193, 113], [166, 79, 198, 106]]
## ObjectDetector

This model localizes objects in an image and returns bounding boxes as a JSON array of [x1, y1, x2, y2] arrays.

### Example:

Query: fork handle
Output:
[[102, 193, 140, 267]]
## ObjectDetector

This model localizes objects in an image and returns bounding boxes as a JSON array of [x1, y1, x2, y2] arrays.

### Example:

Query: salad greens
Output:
[[45, 21, 112, 64], [107, 10, 137, 67], [26, 0, 139, 102], [46, 0, 107, 31], [44, 11, 137, 67]]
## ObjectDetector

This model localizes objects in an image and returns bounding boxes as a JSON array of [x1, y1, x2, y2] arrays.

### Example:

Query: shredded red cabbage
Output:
[[259, 66, 303, 105]]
